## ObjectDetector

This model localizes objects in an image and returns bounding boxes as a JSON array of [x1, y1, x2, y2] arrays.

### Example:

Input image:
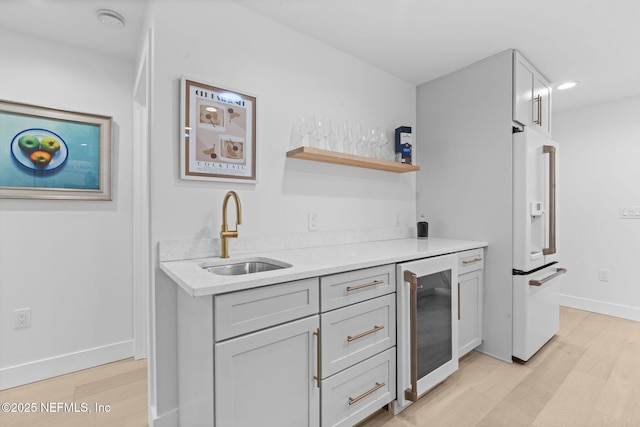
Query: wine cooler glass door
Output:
[[396, 254, 459, 413]]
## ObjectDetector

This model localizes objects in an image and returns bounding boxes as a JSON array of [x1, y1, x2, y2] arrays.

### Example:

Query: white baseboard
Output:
[[560, 294, 640, 322], [149, 406, 178, 427], [0, 340, 133, 390]]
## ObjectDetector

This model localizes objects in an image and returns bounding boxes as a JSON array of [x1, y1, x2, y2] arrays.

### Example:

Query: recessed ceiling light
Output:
[[97, 9, 125, 29], [557, 81, 578, 90]]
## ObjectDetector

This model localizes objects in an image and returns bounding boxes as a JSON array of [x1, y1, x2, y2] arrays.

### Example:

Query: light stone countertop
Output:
[[160, 237, 488, 297]]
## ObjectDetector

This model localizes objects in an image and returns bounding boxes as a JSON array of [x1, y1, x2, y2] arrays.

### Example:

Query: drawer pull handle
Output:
[[313, 328, 321, 388], [348, 382, 385, 405], [346, 279, 384, 292], [347, 325, 384, 342], [462, 258, 482, 265]]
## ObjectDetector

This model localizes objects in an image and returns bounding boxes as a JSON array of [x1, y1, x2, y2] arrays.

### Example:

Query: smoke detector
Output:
[[97, 9, 125, 29]]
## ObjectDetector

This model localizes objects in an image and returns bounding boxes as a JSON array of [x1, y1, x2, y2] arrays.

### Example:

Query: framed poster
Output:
[[0, 100, 112, 200], [181, 77, 257, 183]]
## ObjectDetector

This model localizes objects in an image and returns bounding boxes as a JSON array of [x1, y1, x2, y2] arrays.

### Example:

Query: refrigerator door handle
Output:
[[543, 145, 556, 255], [529, 268, 567, 286]]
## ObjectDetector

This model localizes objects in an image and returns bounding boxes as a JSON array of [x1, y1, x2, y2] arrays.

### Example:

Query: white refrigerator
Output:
[[512, 126, 567, 361], [416, 49, 568, 363]]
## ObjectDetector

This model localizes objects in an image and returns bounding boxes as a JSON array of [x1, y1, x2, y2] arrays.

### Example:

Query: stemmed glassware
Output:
[[341, 122, 354, 154], [329, 124, 342, 152], [369, 127, 379, 158], [289, 119, 303, 149], [299, 115, 317, 147], [317, 118, 332, 150], [355, 124, 367, 156], [379, 129, 393, 160], [290, 116, 398, 162]]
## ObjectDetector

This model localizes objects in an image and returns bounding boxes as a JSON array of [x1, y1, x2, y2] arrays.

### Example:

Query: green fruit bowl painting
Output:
[[11, 128, 69, 171]]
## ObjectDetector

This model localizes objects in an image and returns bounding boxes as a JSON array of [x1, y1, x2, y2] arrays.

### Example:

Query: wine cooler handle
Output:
[[403, 270, 418, 402], [543, 145, 556, 256]]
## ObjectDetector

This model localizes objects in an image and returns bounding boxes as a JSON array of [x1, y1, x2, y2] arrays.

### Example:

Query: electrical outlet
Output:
[[14, 308, 32, 329], [308, 213, 318, 232], [619, 206, 640, 219], [598, 269, 610, 282]]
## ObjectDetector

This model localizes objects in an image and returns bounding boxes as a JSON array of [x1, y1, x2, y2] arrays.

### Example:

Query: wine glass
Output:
[[289, 119, 303, 149], [379, 129, 393, 160], [369, 127, 379, 158], [318, 118, 332, 151], [329, 124, 342, 152], [301, 115, 317, 147], [342, 122, 354, 154], [354, 124, 366, 156]]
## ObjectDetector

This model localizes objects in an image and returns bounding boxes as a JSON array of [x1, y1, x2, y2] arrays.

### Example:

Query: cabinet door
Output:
[[215, 316, 320, 427], [513, 51, 552, 137], [513, 53, 535, 128], [458, 269, 483, 357]]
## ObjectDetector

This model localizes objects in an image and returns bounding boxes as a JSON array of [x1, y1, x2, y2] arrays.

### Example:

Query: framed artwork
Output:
[[0, 100, 112, 200], [181, 77, 257, 183]]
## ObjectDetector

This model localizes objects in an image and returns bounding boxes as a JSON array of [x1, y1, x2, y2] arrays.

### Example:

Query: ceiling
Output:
[[0, 0, 147, 62], [1, 0, 638, 112]]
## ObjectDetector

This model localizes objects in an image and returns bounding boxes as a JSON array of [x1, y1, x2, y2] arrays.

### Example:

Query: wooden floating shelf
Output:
[[286, 146, 420, 173]]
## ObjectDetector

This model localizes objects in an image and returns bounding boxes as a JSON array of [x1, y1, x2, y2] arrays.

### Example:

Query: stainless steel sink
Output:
[[202, 257, 292, 276]]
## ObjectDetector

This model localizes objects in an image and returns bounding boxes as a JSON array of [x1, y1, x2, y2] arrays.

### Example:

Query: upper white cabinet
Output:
[[513, 51, 552, 136]]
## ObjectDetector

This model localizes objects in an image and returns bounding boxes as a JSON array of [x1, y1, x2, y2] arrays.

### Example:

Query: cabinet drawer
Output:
[[321, 293, 395, 378], [321, 348, 395, 427], [321, 264, 395, 311], [458, 248, 484, 275], [214, 278, 319, 341]]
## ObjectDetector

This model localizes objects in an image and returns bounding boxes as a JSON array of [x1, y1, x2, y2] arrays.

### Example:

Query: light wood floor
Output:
[[0, 358, 147, 427], [1, 307, 639, 427], [363, 306, 640, 427]]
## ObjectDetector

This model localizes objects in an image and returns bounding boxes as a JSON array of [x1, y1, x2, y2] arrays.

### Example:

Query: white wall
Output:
[[147, 1, 417, 422], [554, 95, 640, 321], [416, 51, 515, 363], [0, 28, 135, 389]]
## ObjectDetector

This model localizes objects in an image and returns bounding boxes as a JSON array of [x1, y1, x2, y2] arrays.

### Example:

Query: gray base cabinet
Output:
[[177, 266, 396, 427], [319, 264, 396, 426], [215, 316, 320, 427], [457, 249, 485, 357]]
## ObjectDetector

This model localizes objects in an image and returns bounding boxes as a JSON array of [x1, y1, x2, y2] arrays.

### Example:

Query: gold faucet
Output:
[[220, 191, 242, 258]]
